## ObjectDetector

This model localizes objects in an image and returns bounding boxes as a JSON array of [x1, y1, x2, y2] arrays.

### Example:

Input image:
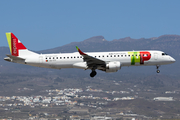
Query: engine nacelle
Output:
[[106, 61, 121, 73]]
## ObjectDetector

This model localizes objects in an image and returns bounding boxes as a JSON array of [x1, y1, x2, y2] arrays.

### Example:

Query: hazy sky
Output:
[[1, 0, 180, 50]]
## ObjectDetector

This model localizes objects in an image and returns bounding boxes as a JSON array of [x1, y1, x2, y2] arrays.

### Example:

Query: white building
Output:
[[153, 97, 174, 101], [91, 116, 112, 120]]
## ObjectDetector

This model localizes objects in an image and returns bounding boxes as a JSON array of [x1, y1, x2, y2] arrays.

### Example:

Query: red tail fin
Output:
[[6, 33, 27, 56]]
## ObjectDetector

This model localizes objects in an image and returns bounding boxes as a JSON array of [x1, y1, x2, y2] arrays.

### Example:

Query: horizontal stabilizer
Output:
[[6, 54, 25, 60]]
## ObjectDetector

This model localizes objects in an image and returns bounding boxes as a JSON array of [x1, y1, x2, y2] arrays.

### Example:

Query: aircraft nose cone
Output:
[[170, 57, 176, 63]]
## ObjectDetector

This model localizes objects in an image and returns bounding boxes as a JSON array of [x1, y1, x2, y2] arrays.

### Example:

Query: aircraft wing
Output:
[[76, 46, 106, 69]]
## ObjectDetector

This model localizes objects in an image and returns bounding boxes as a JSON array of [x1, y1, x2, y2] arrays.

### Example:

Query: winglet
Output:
[[76, 46, 86, 55]]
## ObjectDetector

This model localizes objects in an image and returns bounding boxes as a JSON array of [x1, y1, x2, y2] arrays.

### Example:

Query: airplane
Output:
[[4, 33, 176, 77]]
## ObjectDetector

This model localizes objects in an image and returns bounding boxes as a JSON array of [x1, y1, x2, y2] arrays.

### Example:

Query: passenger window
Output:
[[56, 57, 58, 59], [67, 57, 69, 59], [128, 55, 130, 57], [111, 55, 112, 57], [125, 55, 126, 57], [114, 55, 116, 57], [99, 56, 100, 58], [102, 55, 104, 57], [64, 57, 65, 59], [107, 55, 109, 57], [118, 55, 119, 57], [60, 57, 62, 59], [77, 56, 79, 58], [71, 57, 73, 58], [74, 56, 76, 58], [46, 58, 47, 59], [49, 57, 51, 59], [121, 55, 123, 57]]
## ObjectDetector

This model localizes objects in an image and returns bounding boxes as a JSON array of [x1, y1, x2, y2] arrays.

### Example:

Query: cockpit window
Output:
[[162, 53, 168, 56]]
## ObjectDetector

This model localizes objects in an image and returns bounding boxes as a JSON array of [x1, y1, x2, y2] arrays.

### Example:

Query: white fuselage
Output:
[[20, 50, 175, 70]]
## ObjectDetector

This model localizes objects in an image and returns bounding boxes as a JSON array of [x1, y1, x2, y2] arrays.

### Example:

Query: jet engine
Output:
[[106, 61, 121, 73]]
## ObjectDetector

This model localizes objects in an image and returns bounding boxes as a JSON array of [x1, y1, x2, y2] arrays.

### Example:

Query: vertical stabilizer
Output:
[[6, 33, 38, 57]]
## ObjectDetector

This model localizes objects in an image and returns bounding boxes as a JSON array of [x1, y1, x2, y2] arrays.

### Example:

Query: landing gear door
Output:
[[154, 53, 158, 60]]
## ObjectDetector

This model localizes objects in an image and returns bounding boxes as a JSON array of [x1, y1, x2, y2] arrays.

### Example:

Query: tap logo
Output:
[[128, 51, 151, 65]]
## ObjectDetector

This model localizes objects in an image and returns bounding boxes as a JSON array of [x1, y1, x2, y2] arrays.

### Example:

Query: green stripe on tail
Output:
[[6, 33, 12, 54]]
